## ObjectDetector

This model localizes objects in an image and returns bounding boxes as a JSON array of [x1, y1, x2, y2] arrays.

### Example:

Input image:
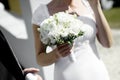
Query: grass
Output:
[[103, 7, 120, 29]]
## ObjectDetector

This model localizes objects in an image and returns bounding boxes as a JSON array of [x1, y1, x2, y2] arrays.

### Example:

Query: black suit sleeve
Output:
[[0, 30, 25, 80]]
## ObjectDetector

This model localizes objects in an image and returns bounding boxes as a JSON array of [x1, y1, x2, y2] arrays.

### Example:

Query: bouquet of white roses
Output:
[[39, 12, 84, 46], [38, 12, 84, 62]]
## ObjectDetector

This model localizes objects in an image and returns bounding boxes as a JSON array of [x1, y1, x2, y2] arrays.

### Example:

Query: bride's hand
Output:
[[55, 43, 72, 57]]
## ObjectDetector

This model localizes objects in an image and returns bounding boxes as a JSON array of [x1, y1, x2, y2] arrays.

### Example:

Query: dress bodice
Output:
[[73, 14, 97, 50], [32, 1, 99, 59], [75, 15, 97, 44]]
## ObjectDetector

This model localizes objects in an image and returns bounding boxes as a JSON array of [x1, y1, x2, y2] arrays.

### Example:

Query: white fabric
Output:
[[32, 4, 49, 25], [81, 0, 94, 14], [32, 1, 110, 80], [0, 2, 5, 10], [25, 73, 37, 80]]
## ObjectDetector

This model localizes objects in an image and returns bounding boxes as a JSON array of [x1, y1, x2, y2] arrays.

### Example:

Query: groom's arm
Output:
[[0, 30, 25, 80]]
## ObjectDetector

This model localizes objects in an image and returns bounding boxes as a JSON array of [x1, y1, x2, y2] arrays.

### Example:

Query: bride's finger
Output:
[[23, 68, 40, 73], [57, 43, 69, 49], [58, 44, 72, 52], [61, 49, 71, 57]]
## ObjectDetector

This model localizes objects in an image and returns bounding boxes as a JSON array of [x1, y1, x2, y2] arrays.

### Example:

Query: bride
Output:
[[32, 0, 113, 80]]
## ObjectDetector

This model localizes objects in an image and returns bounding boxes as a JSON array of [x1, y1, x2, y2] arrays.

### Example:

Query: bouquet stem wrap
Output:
[[69, 49, 76, 62]]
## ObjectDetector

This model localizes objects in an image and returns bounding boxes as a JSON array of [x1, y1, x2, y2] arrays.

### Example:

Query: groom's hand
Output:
[[23, 68, 43, 80]]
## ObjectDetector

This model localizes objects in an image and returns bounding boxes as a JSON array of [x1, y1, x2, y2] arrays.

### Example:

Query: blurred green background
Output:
[[103, 7, 120, 29]]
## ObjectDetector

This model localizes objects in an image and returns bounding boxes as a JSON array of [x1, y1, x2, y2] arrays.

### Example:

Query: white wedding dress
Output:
[[32, 0, 110, 80]]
